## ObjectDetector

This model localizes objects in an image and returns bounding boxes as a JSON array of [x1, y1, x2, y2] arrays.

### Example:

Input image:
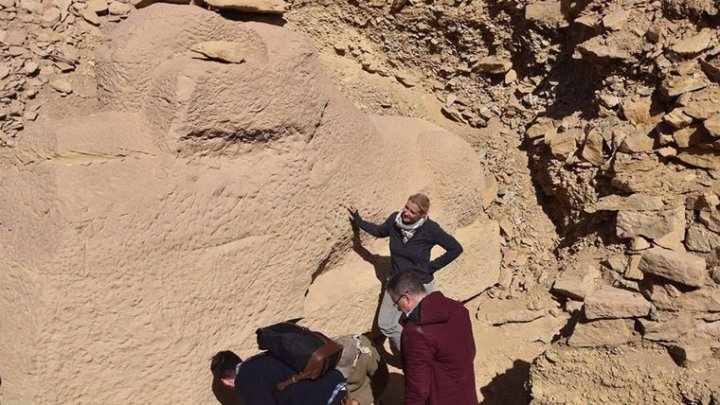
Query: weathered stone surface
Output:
[[699, 210, 720, 233], [618, 128, 655, 153], [625, 254, 644, 280], [684, 100, 720, 121], [661, 76, 709, 98], [584, 288, 651, 320], [525, 1, 566, 27], [640, 279, 720, 312], [686, 193, 720, 211], [578, 36, 636, 62], [703, 114, 720, 137], [474, 56, 512, 74], [670, 30, 713, 55], [526, 120, 555, 140], [673, 124, 709, 148], [676, 148, 720, 170], [686, 224, 720, 253], [639, 317, 693, 342], [601, 9, 630, 31], [203, 0, 286, 14], [545, 129, 577, 159], [638, 248, 707, 287], [552, 268, 599, 301], [2, 6, 490, 404], [592, 194, 664, 212], [49, 77, 73, 94], [616, 206, 684, 247], [580, 129, 604, 166], [568, 318, 636, 347], [663, 109, 693, 129], [190, 41, 247, 63], [482, 174, 498, 209], [108, 1, 131, 15]]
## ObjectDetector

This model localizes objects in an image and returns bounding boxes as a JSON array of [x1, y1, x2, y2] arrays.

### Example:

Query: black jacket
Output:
[[235, 354, 347, 405], [352, 211, 463, 283]]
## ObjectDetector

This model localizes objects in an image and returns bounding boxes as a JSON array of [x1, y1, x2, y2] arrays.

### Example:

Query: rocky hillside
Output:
[[288, 0, 720, 402]]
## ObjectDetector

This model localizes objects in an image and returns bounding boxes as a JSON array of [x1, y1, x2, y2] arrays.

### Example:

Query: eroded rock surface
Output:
[[0, 5, 496, 404]]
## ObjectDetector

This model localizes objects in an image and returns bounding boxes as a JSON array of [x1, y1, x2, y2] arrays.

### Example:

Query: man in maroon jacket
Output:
[[387, 271, 478, 405]]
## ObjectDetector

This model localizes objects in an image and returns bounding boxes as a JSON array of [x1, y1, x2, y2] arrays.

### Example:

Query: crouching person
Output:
[[334, 334, 389, 405], [211, 350, 348, 405]]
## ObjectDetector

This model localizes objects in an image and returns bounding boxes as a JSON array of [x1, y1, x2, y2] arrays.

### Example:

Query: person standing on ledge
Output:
[[345, 193, 463, 352]]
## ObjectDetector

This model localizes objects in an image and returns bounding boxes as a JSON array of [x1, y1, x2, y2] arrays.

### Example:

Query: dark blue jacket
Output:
[[235, 354, 347, 405], [352, 211, 463, 283]]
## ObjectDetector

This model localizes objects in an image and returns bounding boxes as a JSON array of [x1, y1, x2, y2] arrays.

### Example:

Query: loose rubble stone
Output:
[[638, 247, 707, 288], [699, 210, 720, 233], [601, 9, 630, 31], [666, 339, 714, 368], [54, 0, 71, 20], [685, 224, 720, 253], [108, 1, 131, 15], [703, 114, 720, 137], [190, 41, 246, 64], [552, 269, 598, 301], [671, 30, 713, 56], [545, 129, 578, 159], [474, 56, 512, 74], [663, 109, 693, 129], [19, 0, 43, 13], [661, 76, 709, 98], [203, 0, 286, 14], [525, 1, 566, 28], [639, 317, 692, 342], [673, 125, 709, 148], [578, 37, 636, 62], [618, 129, 655, 153], [641, 279, 720, 312], [580, 129, 604, 166], [49, 77, 72, 94], [87, 0, 109, 14], [676, 148, 720, 171], [0, 64, 10, 80], [686, 193, 720, 211], [584, 287, 652, 320], [526, 120, 555, 140], [684, 100, 720, 120], [616, 206, 684, 248], [592, 194, 664, 212], [625, 254, 644, 280], [81, 8, 101, 25], [569, 318, 636, 347]]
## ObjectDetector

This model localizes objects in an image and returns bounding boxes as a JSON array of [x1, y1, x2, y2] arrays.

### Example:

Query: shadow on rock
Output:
[[479, 359, 532, 405]]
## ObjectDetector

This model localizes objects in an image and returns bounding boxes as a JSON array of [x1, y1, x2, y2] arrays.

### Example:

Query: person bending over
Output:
[[211, 351, 347, 405]]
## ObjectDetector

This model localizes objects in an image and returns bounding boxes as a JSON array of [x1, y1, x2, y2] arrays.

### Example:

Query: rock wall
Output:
[[287, 0, 720, 402], [0, 5, 496, 403]]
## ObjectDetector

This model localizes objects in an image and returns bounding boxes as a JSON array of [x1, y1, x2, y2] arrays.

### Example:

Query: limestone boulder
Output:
[[203, 0, 286, 14], [1, 5, 489, 404], [568, 318, 637, 347], [525, 1, 566, 28], [583, 288, 652, 320], [638, 248, 707, 288], [616, 205, 685, 250]]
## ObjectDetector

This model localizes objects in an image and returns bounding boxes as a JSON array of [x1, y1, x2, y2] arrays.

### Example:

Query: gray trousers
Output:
[[378, 281, 434, 352]]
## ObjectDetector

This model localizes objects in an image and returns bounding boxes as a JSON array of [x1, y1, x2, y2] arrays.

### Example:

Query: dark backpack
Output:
[[255, 321, 343, 391]]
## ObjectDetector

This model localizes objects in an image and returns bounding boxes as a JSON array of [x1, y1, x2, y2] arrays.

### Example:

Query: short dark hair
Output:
[[211, 350, 242, 380], [387, 271, 425, 297]]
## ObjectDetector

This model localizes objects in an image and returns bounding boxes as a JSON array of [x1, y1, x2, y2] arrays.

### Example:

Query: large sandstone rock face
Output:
[[0, 5, 496, 404]]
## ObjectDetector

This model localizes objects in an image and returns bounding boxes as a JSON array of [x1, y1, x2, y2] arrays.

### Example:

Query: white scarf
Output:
[[395, 212, 427, 243]]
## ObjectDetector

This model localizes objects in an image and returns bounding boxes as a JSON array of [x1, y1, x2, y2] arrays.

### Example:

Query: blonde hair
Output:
[[408, 193, 430, 214]]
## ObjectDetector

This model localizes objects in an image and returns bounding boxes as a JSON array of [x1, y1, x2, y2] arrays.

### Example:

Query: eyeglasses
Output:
[[392, 293, 407, 308]]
